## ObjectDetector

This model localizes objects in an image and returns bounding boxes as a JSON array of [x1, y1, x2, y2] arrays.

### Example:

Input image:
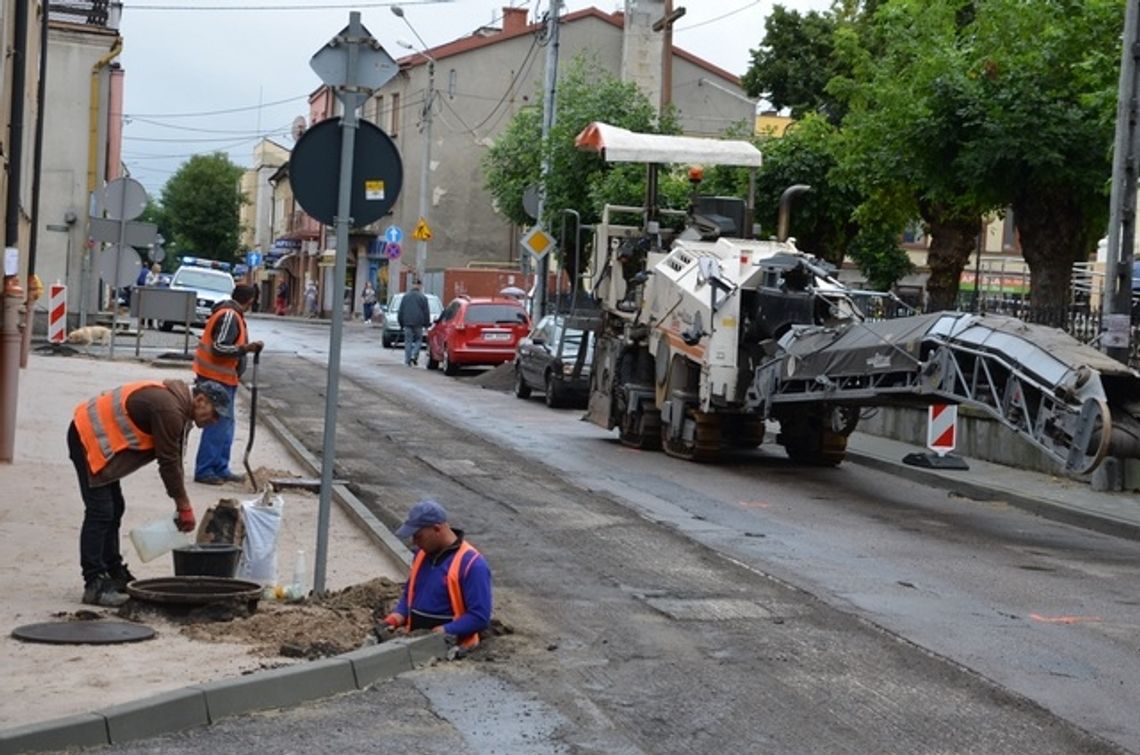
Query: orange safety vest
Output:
[[405, 540, 482, 649], [193, 306, 248, 386], [73, 380, 164, 476]]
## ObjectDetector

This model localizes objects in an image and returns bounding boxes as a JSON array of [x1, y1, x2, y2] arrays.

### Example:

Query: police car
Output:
[[161, 257, 236, 330]]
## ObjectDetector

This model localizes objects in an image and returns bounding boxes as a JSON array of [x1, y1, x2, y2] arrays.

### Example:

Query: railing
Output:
[[48, 1, 120, 30]]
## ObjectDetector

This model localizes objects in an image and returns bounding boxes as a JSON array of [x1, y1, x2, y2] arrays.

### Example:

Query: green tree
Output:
[[742, 6, 844, 122], [138, 199, 173, 271], [160, 153, 246, 262], [483, 56, 681, 275]]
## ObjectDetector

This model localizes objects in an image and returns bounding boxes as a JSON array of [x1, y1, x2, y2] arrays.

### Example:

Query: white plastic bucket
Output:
[[129, 516, 194, 563]]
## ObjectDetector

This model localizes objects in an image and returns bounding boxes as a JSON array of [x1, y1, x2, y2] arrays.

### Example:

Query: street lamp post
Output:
[[392, 6, 434, 284]]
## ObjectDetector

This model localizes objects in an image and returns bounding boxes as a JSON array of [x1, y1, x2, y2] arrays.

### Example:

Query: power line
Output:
[[124, 94, 308, 119], [675, 0, 761, 33], [123, 123, 292, 143], [124, 116, 294, 134], [124, 0, 451, 10]]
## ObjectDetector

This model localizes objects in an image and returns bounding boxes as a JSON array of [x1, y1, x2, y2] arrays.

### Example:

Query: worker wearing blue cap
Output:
[[382, 499, 493, 650]]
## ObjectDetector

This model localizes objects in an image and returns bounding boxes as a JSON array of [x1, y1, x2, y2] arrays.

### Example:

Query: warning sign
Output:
[[412, 217, 432, 241], [520, 226, 555, 260], [926, 404, 957, 455], [364, 180, 386, 201]]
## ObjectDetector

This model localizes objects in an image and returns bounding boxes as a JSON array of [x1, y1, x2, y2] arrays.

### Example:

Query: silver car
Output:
[[379, 292, 444, 348]]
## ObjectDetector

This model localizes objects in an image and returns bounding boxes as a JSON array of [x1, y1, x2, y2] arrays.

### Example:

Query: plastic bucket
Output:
[[172, 544, 242, 578]]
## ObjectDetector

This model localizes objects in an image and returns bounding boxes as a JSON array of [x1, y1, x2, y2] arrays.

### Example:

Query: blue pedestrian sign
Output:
[[246, 251, 263, 268], [386, 242, 402, 260], [384, 225, 403, 244]]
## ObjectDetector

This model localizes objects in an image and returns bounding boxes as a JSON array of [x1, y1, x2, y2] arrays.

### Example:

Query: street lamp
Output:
[[392, 5, 435, 285]]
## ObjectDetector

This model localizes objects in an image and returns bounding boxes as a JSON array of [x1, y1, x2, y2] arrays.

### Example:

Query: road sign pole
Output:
[[109, 183, 126, 358], [314, 12, 363, 594], [533, 0, 563, 321]]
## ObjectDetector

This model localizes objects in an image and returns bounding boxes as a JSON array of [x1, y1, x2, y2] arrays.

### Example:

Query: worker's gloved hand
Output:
[[175, 507, 196, 533], [382, 612, 404, 630], [245, 341, 264, 355]]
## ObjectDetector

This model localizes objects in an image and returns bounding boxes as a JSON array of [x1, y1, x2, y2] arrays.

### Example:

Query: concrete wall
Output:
[[38, 23, 119, 316]]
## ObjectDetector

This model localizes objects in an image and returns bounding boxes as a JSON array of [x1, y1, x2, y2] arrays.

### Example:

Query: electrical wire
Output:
[[123, 0, 451, 11], [123, 123, 292, 143], [124, 94, 308, 119], [123, 116, 296, 134], [674, 0, 762, 33]]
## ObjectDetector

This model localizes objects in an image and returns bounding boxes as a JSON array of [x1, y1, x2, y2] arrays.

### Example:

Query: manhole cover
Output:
[[12, 621, 155, 645], [641, 597, 773, 621], [127, 576, 263, 607]]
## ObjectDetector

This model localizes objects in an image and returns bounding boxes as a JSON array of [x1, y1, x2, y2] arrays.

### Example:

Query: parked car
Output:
[[379, 291, 444, 348], [513, 314, 594, 408], [426, 296, 531, 375], [162, 261, 235, 330]]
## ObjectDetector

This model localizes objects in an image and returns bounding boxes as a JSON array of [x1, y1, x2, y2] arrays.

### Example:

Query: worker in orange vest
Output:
[[382, 500, 492, 652], [68, 379, 231, 607], [192, 284, 264, 485]]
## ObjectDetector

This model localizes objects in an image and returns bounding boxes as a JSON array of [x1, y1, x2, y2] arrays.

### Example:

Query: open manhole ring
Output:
[[12, 621, 155, 645], [127, 576, 263, 607]]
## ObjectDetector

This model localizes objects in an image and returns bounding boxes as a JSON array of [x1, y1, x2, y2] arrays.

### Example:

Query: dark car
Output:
[[426, 297, 531, 375], [513, 314, 594, 408], [379, 291, 443, 348]]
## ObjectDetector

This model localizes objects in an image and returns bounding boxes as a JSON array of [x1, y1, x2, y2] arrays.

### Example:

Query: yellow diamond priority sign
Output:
[[520, 226, 555, 259]]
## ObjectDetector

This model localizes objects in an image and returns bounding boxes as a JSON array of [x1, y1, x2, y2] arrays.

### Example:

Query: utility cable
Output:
[[123, 0, 451, 11], [125, 94, 307, 119], [674, 0, 761, 33]]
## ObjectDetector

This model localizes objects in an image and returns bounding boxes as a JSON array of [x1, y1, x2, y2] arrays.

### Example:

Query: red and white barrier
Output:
[[48, 283, 67, 343], [926, 404, 958, 456]]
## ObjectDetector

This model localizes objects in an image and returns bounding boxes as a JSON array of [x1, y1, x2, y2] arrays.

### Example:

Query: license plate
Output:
[[484, 332, 510, 341]]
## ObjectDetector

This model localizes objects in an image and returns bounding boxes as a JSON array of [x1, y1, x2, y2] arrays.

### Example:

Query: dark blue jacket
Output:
[[393, 533, 492, 637]]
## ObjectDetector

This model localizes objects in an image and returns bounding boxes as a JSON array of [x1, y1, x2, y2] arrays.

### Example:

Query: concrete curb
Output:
[[843, 450, 1140, 543], [0, 635, 446, 755]]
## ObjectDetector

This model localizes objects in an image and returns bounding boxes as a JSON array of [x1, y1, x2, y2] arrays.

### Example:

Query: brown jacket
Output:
[[88, 379, 193, 501]]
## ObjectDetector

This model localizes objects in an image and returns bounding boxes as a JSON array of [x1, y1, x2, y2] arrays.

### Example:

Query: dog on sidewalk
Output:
[[65, 325, 112, 346]]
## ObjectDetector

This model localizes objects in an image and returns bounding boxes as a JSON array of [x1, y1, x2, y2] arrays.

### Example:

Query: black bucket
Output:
[[172, 544, 241, 578]]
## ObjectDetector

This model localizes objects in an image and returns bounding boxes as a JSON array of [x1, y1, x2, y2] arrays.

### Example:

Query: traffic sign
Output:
[[93, 177, 147, 221], [386, 242, 402, 260], [412, 217, 432, 242], [520, 226, 555, 259], [98, 245, 142, 288], [385, 225, 403, 244], [926, 404, 958, 455], [246, 251, 263, 268], [89, 217, 158, 248]]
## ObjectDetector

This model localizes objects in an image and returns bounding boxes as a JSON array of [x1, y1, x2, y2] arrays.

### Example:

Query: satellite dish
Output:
[[291, 116, 307, 141]]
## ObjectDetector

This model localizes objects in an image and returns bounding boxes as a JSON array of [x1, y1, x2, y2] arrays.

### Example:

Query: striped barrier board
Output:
[[48, 283, 66, 343], [926, 403, 957, 456]]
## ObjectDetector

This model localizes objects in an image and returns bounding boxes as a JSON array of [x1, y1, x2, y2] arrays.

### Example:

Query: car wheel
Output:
[[381, 334, 393, 348], [159, 321, 174, 332], [426, 348, 440, 370], [545, 371, 563, 408], [514, 365, 532, 399], [443, 347, 459, 376]]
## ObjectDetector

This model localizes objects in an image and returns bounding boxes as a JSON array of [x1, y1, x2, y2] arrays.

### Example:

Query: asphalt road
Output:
[[94, 318, 1140, 753]]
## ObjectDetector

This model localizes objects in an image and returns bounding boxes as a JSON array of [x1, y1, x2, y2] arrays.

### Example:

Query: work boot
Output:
[[108, 563, 137, 592], [82, 574, 129, 608], [222, 472, 246, 484]]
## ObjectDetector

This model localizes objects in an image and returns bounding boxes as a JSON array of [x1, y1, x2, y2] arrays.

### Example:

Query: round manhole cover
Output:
[[127, 576, 263, 606], [12, 621, 155, 645]]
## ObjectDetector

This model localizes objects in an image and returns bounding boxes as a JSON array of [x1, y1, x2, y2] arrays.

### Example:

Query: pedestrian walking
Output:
[[362, 281, 378, 325], [142, 263, 162, 329], [68, 379, 230, 606], [304, 280, 318, 318], [397, 280, 431, 366], [192, 284, 264, 485], [381, 499, 492, 651], [275, 279, 290, 316]]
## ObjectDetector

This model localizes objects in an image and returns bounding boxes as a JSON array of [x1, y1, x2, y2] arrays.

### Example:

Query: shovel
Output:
[[242, 350, 260, 491]]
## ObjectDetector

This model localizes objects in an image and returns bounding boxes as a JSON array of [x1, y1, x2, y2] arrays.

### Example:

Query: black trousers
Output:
[[68, 422, 126, 584]]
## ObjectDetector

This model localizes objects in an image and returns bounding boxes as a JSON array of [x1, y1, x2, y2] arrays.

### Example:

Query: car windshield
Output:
[[174, 270, 234, 294], [467, 304, 528, 325]]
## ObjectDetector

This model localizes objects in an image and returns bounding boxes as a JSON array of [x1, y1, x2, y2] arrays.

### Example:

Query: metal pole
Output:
[[416, 59, 434, 282], [314, 12, 363, 594], [1104, 0, 1140, 362], [533, 0, 562, 321], [109, 185, 125, 359]]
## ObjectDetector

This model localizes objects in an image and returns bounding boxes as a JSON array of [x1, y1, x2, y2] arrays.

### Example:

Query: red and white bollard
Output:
[[48, 282, 67, 344], [902, 403, 969, 470]]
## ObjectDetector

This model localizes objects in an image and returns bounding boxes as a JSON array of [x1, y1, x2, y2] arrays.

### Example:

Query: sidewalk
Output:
[[0, 351, 405, 731], [843, 431, 1140, 541]]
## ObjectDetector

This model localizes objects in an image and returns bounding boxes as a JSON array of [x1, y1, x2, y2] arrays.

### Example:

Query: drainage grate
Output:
[[640, 596, 774, 621]]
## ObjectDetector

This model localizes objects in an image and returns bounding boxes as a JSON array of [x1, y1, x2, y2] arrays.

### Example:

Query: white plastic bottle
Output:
[[290, 549, 307, 599]]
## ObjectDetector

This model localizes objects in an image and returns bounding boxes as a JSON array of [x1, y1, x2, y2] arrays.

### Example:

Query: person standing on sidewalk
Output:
[[362, 281, 378, 325], [397, 281, 431, 366], [381, 499, 492, 652], [69, 379, 230, 606], [192, 284, 264, 485]]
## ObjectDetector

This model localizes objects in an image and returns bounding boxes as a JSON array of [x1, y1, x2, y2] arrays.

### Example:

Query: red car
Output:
[[426, 296, 531, 375]]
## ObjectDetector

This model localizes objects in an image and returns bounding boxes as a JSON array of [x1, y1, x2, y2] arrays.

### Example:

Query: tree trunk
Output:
[[1013, 188, 1092, 327], [921, 203, 980, 312]]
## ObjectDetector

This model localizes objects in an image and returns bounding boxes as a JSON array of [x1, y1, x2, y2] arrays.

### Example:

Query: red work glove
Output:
[[382, 612, 404, 630], [175, 507, 196, 533]]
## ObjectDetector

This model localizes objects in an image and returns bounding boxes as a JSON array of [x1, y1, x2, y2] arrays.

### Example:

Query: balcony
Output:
[[48, 1, 121, 31]]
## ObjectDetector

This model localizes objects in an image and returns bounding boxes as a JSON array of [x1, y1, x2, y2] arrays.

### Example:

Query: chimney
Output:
[[502, 6, 527, 34]]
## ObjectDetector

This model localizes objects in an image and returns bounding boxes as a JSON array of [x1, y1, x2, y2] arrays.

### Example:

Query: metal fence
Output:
[[48, 1, 119, 29]]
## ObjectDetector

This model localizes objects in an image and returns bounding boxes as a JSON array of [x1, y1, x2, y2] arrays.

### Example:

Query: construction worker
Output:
[[382, 499, 492, 651], [68, 379, 231, 607], [192, 284, 264, 485]]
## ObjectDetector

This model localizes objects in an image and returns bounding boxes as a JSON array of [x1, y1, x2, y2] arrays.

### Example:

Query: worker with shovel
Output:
[[381, 500, 493, 652], [68, 379, 231, 607], [192, 284, 264, 485]]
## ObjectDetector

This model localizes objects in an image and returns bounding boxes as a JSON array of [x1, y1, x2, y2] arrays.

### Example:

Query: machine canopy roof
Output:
[[574, 122, 763, 168]]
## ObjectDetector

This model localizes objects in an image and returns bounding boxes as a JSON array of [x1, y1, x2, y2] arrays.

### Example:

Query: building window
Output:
[[1002, 210, 1017, 252], [901, 219, 926, 246], [369, 94, 383, 126], [390, 92, 400, 137]]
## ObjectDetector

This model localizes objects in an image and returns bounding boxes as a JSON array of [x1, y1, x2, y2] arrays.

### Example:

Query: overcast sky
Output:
[[117, 0, 829, 196]]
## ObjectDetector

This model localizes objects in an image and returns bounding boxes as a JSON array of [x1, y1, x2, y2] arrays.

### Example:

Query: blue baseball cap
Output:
[[395, 499, 449, 538], [194, 380, 232, 418]]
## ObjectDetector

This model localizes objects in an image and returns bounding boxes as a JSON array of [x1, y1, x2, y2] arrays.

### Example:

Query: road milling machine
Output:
[[572, 122, 1140, 475]]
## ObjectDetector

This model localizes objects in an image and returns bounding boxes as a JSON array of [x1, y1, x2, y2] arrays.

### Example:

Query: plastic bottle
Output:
[[129, 517, 194, 563], [290, 549, 307, 599]]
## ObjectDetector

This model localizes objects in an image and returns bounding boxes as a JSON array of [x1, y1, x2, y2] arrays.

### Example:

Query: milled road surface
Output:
[[93, 321, 1130, 754]]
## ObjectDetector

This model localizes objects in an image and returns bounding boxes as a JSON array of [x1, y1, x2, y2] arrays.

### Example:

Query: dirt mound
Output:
[[181, 577, 404, 659], [471, 362, 515, 392]]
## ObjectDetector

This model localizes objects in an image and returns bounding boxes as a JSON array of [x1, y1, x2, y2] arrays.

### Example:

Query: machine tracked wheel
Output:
[[783, 428, 847, 466], [619, 408, 662, 451], [663, 410, 723, 462], [726, 416, 766, 449]]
